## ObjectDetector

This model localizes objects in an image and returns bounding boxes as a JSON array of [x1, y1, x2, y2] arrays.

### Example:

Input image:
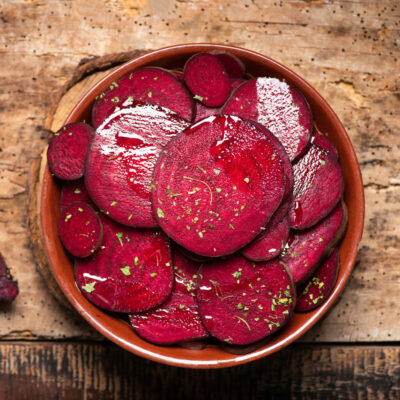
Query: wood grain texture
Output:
[[0, 0, 398, 341], [1, 342, 400, 399]]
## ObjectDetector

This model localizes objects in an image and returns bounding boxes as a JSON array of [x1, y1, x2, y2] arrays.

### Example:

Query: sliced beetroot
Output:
[[152, 115, 285, 257], [60, 178, 92, 209], [196, 255, 295, 345], [222, 77, 312, 161], [296, 249, 339, 312], [91, 67, 194, 128], [184, 53, 231, 107], [58, 202, 103, 258], [0, 253, 18, 302], [129, 249, 208, 345], [75, 215, 173, 313], [209, 50, 246, 79], [311, 128, 338, 160], [289, 144, 344, 229], [281, 201, 347, 284], [47, 122, 94, 180], [242, 206, 290, 262], [85, 104, 189, 227]]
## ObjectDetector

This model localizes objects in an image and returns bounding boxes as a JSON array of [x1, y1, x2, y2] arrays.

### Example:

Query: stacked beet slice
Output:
[[47, 50, 347, 349]]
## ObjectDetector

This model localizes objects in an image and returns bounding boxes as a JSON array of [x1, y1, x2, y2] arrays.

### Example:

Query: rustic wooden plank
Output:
[[0, 342, 400, 399], [0, 0, 398, 341]]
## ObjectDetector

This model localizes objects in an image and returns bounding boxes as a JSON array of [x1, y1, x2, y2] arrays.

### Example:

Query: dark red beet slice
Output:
[[196, 255, 295, 345], [209, 50, 246, 79], [296, 249, 339, 312], [91, 67, 194, 128], [47, 122, 94, 180], [242, 203, 290, 262], [59, 202, 103, 258], [222, 77, 312, 161], [0, 253, 18, 302], [184, 53, 231, 107], [75, 215, 173, 313], [85, 104, 189, 227], [311, 127, 338, 160], [152, 115, 285, 257], [289, 144, 344, 230], [281, 201, 347, 284], [60, 178, 92, 209], [129, 250, 208, 345]]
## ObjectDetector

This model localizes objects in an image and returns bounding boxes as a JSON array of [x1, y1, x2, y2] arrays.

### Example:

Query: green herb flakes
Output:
[[120, 266, 131, 276], [74, 188, 81, 194], [82, 282, 96, 293], [150, 273, 157, 278], [116, 232, 123, 246], [157, 208, 165, 218], [193, 94, 203, 101]]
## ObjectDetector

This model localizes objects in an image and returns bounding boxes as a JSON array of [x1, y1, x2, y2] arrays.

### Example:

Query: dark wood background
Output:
[[0, 0, 399, 398]]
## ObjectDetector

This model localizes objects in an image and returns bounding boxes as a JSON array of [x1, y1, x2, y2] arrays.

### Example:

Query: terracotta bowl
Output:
[[41, 44, 364, 368]]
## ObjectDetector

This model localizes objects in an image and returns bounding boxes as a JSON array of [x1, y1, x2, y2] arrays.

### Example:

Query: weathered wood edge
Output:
[[1, 342, 400, 399]]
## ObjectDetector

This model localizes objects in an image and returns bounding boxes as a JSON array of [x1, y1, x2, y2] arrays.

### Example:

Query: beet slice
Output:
[[209, 50, 246, 79], [184, 53, 231, 107], [152, 115, 285, 257], [91, 67, 194, 128], [75, 215, 173, 313], [242, 202, 290, 262], [289, 144, 344, 230], [47, 122, 94, 180], [296, 249, 339, 312], [196, 255, 295, 345], [59, 202, 103, 258], [60, 178, 92, 209], [281, 201, 347, 284], [311, 128, 338, 160], [85, 104, 189, 227], [222, 77, 312, 161], [129, 249, 209, 345], [0, 253, 18, 302]]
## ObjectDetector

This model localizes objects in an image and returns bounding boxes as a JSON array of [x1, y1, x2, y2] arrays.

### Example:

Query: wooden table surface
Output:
[[0, 0, 399, 398]]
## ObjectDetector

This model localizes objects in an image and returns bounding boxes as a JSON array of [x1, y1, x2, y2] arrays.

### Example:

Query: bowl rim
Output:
[[41, 43, 365, 368]]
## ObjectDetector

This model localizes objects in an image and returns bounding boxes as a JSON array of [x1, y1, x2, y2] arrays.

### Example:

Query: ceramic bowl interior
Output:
[[41, 44, 364, 368]]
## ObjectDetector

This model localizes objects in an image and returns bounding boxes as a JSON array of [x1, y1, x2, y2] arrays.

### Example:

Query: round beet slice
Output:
[[289, 144, 344, 230], [91, 67, 194, 128], [184, 53, 231, 107], [296, 249, 339, 312], [75, 215, 173, 313], [85, 104, 189, 227], [209, 50, 246, 79], [60, 178, 93, 209], [152, 115, 285, 257], [59, 202, 103, 258], [222, 77, 312, 161], [129, 249, 209, 345], [242, 199, 290, 262], [47, 122, 94, 180], [194, 102, 221, 123], [196, 255, 296, 345], [281, 201, 347, 284]]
